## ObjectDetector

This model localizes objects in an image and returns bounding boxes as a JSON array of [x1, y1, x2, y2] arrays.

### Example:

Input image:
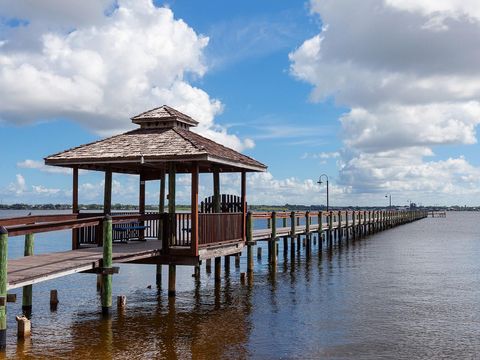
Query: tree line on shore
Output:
[[0, 203, 478, 212]]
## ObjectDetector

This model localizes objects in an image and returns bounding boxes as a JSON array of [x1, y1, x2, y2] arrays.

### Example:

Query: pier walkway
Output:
[[1, 209, 426, 291]]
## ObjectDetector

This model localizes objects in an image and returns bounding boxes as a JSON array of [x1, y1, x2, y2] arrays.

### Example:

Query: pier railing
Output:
[[0, 209, 428, 258], [249, 209, 428, 241]]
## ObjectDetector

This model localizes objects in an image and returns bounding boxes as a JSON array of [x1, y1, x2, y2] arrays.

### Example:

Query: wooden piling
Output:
[[206, 259, 212, 273], [22, 233, 34, 315], [101, 215, 113, 316], [214, 257, 221, 282], [15, 316, 31, 339], [117, 295, 126, 308], [328, 211, 333, 245], [240, 272, 246, 285], [224, 256, 230, 273], [168, 264, 176, 297], [50, 289, 59, 310], [235, 253, 240, 268], [257, 247, 262, 258], [246, 212, 254, 273], [156, 264, 162, 289], [337, 211, 342, 242], [273, 242, 278, 266], [0, 227, 7, 350], [270, 212, 277, 265]]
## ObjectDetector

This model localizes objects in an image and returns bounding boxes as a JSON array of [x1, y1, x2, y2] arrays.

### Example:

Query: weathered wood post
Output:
[[328, 211, 333, 245], [22, 233, 34, 316], [363, 210, 367, 235], [337, 211, 342, 242], [235, 253, 240, 268], [101, 215, 113, 316], [282, 214, 288, 254], [318, 211, 323, 250], [0, 227, 7, 351], [246, 212, 254, 274], [271, 211, 277, 266], [305, 211, 311, 254], [156, 169, 166, 288], [168, 264, 176, 297], [224, 255, 230, 273], [214, 257, 221, 282], [345, 211, 349, 241], [290, 211, 296, 253]]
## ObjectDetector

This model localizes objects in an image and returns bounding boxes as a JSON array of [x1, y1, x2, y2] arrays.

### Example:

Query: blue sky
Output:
[[1, 0, 480, 206]]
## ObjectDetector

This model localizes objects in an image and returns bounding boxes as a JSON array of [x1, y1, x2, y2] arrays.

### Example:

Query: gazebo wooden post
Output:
[[100, 169, 112, 248], [213, 169, 221, 213], [191, 163, 199, 257], [241, 171, 247, 242], [72, 167, 79, 250], [139, 174, 146, 241], [168, 163, 176, 297], [213, 168, 223, 275], [156, 169, 166, 289]]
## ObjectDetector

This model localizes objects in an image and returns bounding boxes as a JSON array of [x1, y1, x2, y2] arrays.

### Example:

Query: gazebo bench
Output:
[[113, 222, 150, 242]]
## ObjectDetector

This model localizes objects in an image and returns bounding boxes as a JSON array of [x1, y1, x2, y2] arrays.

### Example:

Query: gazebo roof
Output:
[[44, 106, 267, 175]]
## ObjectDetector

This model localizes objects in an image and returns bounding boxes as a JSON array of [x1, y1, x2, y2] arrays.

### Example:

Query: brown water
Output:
[[1, 211, 480, 359]]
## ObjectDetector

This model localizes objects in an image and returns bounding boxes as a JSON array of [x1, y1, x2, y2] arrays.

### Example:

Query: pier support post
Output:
[[22, 233, 34, 316], [282, 215, 288, 254], [235, 254, 240, 268], [101, 215, 113, 316], [168, 264, 176, 297], [206, 259, 212, 273], [50, 290, 59, 311], [318, 211, 323, 250], [156, 264, 162, 289], [16, 315, 31, 339], [214, 257, 221, 282], [224, 256, 230, 273], [0, 227, 7, 351], [270, 212, 277, 265], [290, 211, 296, 254], [328, 211, 333, 246], [246, 212, 254, 274]]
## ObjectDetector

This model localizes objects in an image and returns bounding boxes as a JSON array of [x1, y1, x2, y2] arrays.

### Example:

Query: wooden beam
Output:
[[103, 169, 112, 215], [191, 163, 199, 257]]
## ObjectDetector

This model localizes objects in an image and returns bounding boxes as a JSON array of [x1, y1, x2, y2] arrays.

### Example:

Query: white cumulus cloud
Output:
[[0, 0, 252, 150], [289, 0, 480, 201]]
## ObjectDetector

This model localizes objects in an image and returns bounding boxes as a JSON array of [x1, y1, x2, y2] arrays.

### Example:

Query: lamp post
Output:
[[385, 193, 392, 208], [318, 174, 329, 211]]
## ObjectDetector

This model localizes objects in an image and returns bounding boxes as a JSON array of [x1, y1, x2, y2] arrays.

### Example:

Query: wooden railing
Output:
[[0, 210, 428, 258], [249, 209, 428, 238], [199, 213, 243, 247]]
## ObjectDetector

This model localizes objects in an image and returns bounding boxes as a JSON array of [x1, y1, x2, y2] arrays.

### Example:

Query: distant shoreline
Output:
[[0, 204, 477, 211]]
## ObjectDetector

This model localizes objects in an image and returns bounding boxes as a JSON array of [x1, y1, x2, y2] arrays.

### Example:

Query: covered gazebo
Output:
[[44, 105, 266, 265]]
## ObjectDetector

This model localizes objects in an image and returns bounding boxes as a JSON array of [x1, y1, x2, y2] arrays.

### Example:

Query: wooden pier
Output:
[[0, 105, 429, 349]]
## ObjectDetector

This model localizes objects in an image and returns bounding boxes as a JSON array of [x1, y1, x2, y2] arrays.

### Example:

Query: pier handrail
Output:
[[4, 213, 163, 237]]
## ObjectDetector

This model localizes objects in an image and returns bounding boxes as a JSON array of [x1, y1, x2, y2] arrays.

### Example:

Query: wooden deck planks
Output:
[[7, 240, 164, 290]]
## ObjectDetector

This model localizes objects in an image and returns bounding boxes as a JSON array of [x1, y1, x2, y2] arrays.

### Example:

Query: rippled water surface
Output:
[[1, 210, 479, 359]]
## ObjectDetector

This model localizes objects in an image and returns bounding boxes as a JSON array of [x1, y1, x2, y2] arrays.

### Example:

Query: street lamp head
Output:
[[317, 180, 323, 185]]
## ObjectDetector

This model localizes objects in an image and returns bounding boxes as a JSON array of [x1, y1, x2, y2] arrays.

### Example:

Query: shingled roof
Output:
[[44, 106, 267, 174]]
